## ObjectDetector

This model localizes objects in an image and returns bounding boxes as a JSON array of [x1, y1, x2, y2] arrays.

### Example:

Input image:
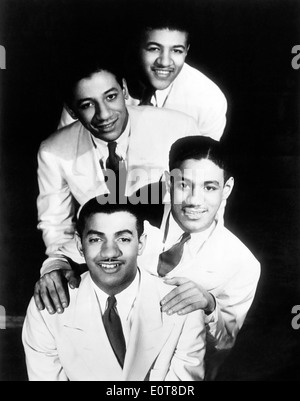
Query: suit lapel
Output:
[[63, 274, 123, 381], [71, 124, 108, 200], [123, 273, 175, 381]]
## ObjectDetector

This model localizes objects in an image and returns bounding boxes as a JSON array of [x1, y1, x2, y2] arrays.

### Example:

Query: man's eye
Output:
[[89, 237, 102, 243], [80, 102, 94, 110], [205, 186, 217, 192], [177, 182, 190, 190], [118, 237, 131, 243], [146, 46, 160, 53], [106, 93, 118, 102], [172, 49, 184, 54]]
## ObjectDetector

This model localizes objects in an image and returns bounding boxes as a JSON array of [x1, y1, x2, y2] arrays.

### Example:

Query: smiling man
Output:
[[124, 14, 228, 141], [23, 197, 206, 381], [135, 136, 261, 379], [37, 56, 199, 277], [59, 15, 227, 141]]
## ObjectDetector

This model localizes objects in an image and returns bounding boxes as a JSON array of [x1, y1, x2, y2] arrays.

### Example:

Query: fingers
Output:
[[34, 271, 70, 315], [161, 280, 208, 316], [161, 280, 196, 308], [34, 285, 46, 311]]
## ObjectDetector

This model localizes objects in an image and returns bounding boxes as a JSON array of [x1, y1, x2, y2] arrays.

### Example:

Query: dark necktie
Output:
[[157, 232, 192, 277], [103, 296, 126, 368], [139, 87, 155, 106], [105, 142, 126, 196], [106, 142, 122, 173]]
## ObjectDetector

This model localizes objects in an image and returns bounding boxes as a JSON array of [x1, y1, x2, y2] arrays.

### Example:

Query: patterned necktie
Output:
[[157, 232, 192, 277], [139, 87, 155, 106], [103, 296, 126, 368]]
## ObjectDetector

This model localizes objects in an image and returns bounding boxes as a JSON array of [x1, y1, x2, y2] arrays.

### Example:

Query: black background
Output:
[[0, 0, 299, 381]]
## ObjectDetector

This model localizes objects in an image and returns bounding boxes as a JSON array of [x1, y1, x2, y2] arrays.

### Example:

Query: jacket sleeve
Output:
[[206, 257, 261, 350], [37, 143, 77, 259], [22, 298, 68, 381], [198, 91, 227, 142], [165, 311, 206, 381]]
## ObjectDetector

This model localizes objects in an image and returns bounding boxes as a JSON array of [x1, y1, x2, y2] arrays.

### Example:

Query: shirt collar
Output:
[[90, 117, 131, 161], [91, 269, 140, 317], [164, 210, 217, 252], [152, 84, 174, 108]]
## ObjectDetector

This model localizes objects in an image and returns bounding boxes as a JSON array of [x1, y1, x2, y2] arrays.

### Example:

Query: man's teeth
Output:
[[185, 209, 206, 215], [100, 263, 120, 269], [154, 69, 172, 77]]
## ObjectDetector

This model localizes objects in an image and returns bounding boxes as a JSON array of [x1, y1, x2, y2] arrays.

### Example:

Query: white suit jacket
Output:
[[139, 208, 261, 351], [59, 64, 227, 141], [22, 271, 206, 382], [38, 106, 199, 262]]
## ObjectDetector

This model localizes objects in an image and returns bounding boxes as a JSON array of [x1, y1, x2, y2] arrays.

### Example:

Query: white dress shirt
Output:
[[91, 271, 140, 346], [150, 85, 174, 108], [91, 119, 131, 169], [163, 212, 217, 277]]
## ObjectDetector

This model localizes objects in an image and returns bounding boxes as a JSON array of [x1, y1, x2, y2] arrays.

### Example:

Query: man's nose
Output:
[[186, 188, 205, 206], [100, 241, 122, 260], [93, 103, 113, 122], [157, 50, 172, 67]]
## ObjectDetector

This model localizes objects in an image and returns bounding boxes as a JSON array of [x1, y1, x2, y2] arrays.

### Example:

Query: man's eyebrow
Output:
[[204, 180, 221, 186], [76, 88, 119, 105], [145, 41, 186, 48], [115, 230, 134, 237], [86, 230, 104, 236], [85, 229, 134, 237]]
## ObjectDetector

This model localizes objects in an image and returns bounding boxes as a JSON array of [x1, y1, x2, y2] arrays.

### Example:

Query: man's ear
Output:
[[164, 171, 172, 194], [64, 103, 78, 120], [122, 79, 129, 100], [138, 233, 147, 256], [223, 177, 235, 201], [75, 232, 84, 257]]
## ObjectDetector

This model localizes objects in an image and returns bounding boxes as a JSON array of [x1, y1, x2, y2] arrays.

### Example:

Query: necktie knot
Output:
[[107, 295, 117, 311], [139, 87, 156, 106], [157, 232, 191, 277]]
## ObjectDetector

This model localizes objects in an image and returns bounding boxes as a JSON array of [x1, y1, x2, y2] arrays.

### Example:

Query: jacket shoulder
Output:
[[128, 104, 196, 124], [178, 63, 226, 97], [39, 121, 82, 156]]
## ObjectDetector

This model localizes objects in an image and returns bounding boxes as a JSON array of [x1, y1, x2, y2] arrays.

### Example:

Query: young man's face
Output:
[[77, 211, 146, 295], [167, 159, 234, 233], [139, 28, 189, 91], [69, 71, 129, 142]]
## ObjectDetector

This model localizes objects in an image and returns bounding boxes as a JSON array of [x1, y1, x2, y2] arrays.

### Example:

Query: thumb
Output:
[[64, 270, 81, 289], [163, 277, 189, 287]]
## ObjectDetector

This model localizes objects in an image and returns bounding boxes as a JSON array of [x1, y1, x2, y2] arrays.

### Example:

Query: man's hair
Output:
[[169, 136, 232, 183], [136, 0, 192, 43], [61, 49, 125, 107], [76, 196, 145, 239]]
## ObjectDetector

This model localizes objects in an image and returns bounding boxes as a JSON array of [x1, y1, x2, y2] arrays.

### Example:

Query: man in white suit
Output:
[[23, 197, 206, 381], [34, 137, 260, 380], [59, 17, 227, 141], [38, 58, 199, 276]]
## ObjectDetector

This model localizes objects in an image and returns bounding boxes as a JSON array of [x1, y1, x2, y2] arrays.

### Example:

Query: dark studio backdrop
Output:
[[0, 0, 299, 381]]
